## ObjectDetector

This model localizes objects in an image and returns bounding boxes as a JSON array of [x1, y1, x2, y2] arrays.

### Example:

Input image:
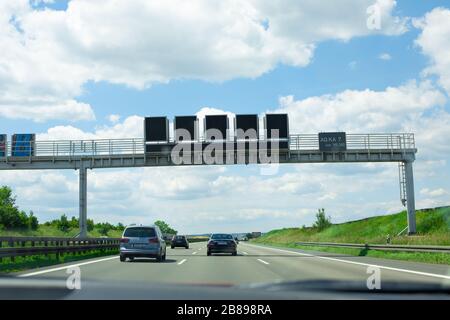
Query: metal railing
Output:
[[0, 133, 415, 158], [295, 241, 450, 254], [0, 237, 120, 262]]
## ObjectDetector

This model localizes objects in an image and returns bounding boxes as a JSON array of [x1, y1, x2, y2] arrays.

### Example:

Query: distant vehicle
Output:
[[234, 237, 239, 244], [119, 225, 166, 262], [171, 235, 189, 249], [207, 233, 237, 256]]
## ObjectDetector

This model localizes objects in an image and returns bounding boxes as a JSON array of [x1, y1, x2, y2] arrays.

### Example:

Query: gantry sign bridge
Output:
[[0, 114, 417, 237]]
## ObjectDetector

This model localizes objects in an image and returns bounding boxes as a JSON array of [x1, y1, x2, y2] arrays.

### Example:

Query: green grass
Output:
[[253, 206, 450, 265], [255, 206, 450, 245], [0, 249, 119, 274]]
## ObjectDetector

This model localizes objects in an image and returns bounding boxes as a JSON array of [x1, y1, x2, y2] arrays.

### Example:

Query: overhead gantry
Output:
[[0, 133, 417, 237]]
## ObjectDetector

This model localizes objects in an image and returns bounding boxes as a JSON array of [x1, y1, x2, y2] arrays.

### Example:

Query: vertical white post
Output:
[[79, 166, 88, 238], [405, 161, 416, 235]]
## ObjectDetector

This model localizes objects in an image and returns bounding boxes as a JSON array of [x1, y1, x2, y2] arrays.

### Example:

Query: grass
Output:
[[253, 206, 450, 265], [0, 249, 119, 274]]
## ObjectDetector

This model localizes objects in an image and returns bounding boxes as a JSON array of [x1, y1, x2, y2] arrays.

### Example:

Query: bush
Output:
[[313, 208, 332, 231]]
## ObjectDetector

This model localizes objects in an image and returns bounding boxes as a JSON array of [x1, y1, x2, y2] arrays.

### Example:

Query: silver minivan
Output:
[[119, 225, 167, 262]]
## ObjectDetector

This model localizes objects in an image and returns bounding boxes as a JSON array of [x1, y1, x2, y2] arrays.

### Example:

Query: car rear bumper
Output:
[[208, 246, 236, 253], [120, 248, 160, 256], [172, 243, 188, 247]]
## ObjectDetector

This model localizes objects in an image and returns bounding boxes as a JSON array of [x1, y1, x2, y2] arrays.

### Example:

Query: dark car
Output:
[[207, 233, 237, 256], [171, 235, 189, 249]]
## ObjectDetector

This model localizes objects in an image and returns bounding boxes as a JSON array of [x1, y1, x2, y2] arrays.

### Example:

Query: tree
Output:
[[28, 211, 39, 230], [313, 208, 332, 231], [87, 218, 95, 232], [0, 186, 32, 229], [154, 220, 177, 235], [57, 214, 71, 232]]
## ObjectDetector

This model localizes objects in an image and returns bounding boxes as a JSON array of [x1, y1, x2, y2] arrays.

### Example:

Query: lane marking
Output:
[[178, 259, 187, 265], [192, 252, 197, 255], [242, 251, 248, 255], [257, 259, 270, 265], [243, 243, 450, 281], [18, 255, 119, 278]]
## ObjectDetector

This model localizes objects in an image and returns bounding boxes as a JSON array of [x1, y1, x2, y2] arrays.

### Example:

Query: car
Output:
[[207, 233, 237, 256], [119, 225, 167, 262], [171, 235, 189, 249]]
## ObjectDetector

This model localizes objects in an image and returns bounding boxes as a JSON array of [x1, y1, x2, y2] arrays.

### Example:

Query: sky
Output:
[[1, 0, 450, 234]]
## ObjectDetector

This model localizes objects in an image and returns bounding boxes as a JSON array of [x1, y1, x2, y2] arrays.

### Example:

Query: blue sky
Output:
[[1, 1, 450, 234]]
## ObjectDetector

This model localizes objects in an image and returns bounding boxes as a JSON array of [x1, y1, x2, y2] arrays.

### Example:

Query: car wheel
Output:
[[171, 246, 174, 249], [156, 251, 163, 262], [185, 246, 189, 249], [162, 250, 166, 261], [207, 251, 211, 256], [119, 255, 126, 262], [128, 256, 134, 261], [232, 251, 237, 256]]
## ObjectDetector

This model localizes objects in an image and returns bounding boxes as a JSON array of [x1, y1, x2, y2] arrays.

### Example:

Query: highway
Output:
[[16, 242, 450, 286]]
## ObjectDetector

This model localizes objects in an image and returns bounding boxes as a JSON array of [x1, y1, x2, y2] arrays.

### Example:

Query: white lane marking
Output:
[[192, 252, 197, 255], [244, 244, 450, 281], [257, 259, 270, 265], [18, 255, 119, 278], [178, 259, 187, 265], [242, 251, 248, 255]]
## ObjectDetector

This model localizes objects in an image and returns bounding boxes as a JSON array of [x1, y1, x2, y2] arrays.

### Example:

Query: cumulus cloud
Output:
[[414, 8, 450, 95], [0, 0, 408, 121]]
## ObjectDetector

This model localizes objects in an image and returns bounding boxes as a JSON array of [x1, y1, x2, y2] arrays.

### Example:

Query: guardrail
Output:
[[0, 133, 415, 158], [295, 241, 450, 254], [0, 237, 120, 262]]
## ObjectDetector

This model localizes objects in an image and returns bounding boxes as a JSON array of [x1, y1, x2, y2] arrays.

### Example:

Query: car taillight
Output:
[[149, 238, 159, 243], [120, 238, 129, 243]]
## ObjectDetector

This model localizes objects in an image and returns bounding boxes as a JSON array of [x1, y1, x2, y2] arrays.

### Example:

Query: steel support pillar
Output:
[[405, 160, 416, 235], [78, 166, 88, 238]]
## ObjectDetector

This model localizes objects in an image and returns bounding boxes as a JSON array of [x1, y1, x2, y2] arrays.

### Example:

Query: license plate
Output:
[[133, 244, 145, 248], [217, 241, 227, 245]]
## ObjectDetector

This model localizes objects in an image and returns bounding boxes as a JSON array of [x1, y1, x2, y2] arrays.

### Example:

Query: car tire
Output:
[[232, 251, 237, 256], [162, 250, 166, 261], [156, 251, 163, 262], [120, 255, 126, 262], [128, 256, 134, 261], [207, 251, 211, 256], [185, 246, 189, 249], [171, 246, 174, 249]]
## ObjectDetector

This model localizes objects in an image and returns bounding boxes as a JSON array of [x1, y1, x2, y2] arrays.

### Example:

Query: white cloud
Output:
[[0, 0, 408, 121], [107, 114, 120, 124], [0, 97, 95, 122], [420, 188, 448, 197], [379, 53, 392, 60], [414, 8, 450, 95]]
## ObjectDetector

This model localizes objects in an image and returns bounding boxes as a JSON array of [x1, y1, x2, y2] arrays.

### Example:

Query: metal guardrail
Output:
[[295, 241, 450, 254], [0, 237, 120, 262], [0, 133, 415, 158]]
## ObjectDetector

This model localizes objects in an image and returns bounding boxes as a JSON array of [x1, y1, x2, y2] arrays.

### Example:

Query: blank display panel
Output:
[[205, 115, 228, 140], [264, 114, 289, 139], [144, 117, 169, 142], [235, 114, 258, 140], [175, 116, 198, 141]]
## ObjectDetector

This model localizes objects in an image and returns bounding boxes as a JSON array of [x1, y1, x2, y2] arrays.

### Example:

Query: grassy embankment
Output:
[[252, 206, 450, 265]]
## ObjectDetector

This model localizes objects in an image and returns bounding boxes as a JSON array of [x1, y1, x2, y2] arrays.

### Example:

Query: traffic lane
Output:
[[15, 242, 206, 281], [240, 243, 450, 285]]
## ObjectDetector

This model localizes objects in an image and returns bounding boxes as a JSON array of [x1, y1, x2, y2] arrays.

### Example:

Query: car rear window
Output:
[[124, 227, 156, 238], [211, 234, 233, 240]]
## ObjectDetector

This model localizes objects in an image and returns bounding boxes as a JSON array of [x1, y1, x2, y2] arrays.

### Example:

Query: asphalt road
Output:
[[15, 242, 450, 287]]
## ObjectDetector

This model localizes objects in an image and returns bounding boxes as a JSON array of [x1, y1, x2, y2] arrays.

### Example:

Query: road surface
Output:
[[15, 242, 450, 287]]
